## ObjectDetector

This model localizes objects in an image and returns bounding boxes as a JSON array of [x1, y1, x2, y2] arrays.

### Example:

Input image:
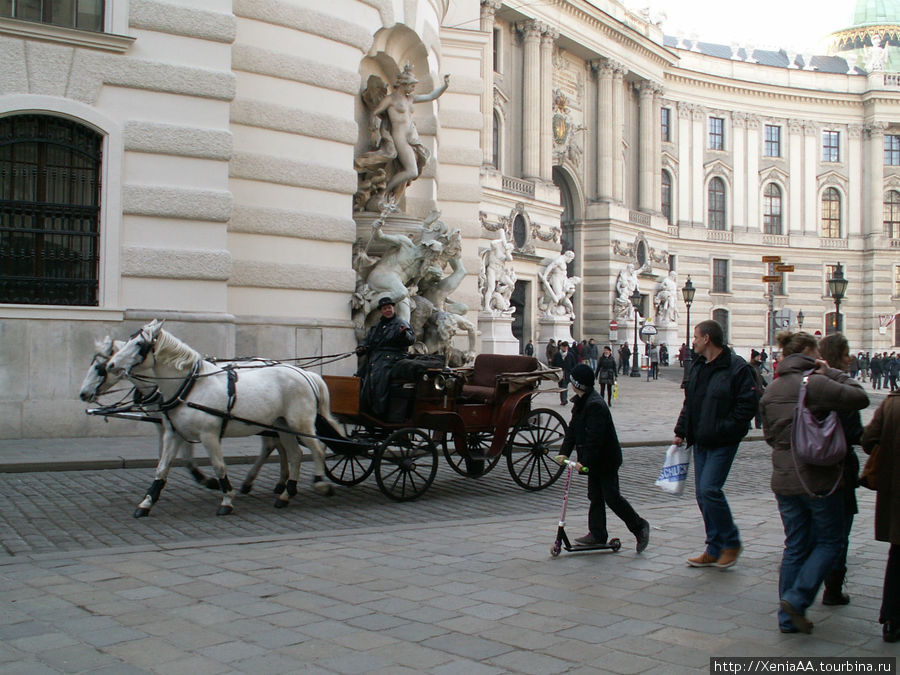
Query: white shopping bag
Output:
[[654, 444, 691, 495]]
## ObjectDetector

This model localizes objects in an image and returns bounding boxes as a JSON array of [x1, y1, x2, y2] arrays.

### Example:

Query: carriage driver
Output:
[[356, 296, 415, 418]]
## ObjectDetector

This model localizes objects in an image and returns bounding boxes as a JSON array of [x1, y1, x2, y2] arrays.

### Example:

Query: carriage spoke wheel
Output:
[[506, 408, 567, 491], [375, 428, 438, 502], [441, 430, 502, 478], [323, 421, 377, 486]]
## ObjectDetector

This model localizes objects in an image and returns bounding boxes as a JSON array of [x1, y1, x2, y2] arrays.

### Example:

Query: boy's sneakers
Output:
[[687, 552, 719, 567], [716, 547, 743, 569], [574, 533, 600, 546], [635, 520, 650, 553]]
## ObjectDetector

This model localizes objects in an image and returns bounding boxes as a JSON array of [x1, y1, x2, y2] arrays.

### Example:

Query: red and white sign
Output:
[[814, 330, 822, 337], [609, 320, 618, 331]]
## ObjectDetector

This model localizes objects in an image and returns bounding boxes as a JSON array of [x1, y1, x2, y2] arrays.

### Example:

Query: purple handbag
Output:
[[790, 370, 847, 497]]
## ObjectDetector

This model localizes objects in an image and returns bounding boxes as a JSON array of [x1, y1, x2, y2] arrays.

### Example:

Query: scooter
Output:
[[550, 457, 621, 557]]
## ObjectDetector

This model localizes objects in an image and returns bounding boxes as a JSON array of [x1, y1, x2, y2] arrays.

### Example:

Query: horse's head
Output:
[[107, 319, 164, 377], [79, 336, 126, 402]]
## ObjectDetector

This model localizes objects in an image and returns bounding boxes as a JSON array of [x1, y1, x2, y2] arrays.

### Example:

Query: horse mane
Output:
[[153, 329, 202, 371]]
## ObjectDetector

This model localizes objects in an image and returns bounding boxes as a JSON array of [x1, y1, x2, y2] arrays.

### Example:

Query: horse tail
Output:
[[309, 371, 343, 438]]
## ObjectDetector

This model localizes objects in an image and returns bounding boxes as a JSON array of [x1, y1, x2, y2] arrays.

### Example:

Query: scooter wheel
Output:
[[609, 538, 622, 552], [550, 542, 561, 557]]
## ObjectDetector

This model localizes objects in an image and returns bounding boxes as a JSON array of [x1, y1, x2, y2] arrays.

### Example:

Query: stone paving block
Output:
[[0, 620, 54, 640], [436, 615, 497, 635], [148, 654, 233, 675], [82, 625, 150, 648], [431, 658, 506, 675], [479, 624, 562, 651], [457, 602, 519, 620], [164, 626, 233, 650], [245, 626, 307, 650], [331, 629, 398, 651], [171, 603, 244, 626], [345, 612, 409, 631], [9, 631, 79, 653], [299, 618, 367, 639], [102, 637, 189, 667], [488, 647, 581, 674], [422, 633, 514, 660], [116, 585, 171, 601], [382, 620, 449, 643], [263, 610, 322, 628], [0, 660, 68, 675], [196, 639, 267, 663], [36, 643, 122, 672]]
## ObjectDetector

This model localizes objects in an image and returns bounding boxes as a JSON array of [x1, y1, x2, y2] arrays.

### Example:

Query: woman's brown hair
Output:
[[776, 330, 818, 357], [818, 333, 849, 370]]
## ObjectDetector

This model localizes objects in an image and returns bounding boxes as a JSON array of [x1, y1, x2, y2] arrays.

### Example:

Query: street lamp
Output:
[[796, 309, 804, 330], [827, 263, 848, 334], [681, 276, 695, 369], [630, 287, 642, 377]]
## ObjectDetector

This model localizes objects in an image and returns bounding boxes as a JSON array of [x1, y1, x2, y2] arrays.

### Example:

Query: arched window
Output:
[[821, 187, 841, 238], [0, 114, 102, 305], [712, 308, 729, 344], [708, 176, 726, 230], [492, 110, 500, 171], [884, 190, 900, 238], [763, 183, 782, 235], [661, 170, 672, 224]]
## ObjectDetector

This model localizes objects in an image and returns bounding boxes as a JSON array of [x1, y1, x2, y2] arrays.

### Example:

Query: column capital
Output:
[[604, 57, 627, 77], [788, 118, 803, 135], [866, 120, 889, 137], [518, 20, 543, 40], [691, 105, 707, 122], [480, 0, 502, 19], [848, 123, 864, 139], [802, 120, 818, 137], [745, 113, 760, 129], [677, 100, 692, 119], [540, 27, 559, 44], [732, 111, 748, 128]]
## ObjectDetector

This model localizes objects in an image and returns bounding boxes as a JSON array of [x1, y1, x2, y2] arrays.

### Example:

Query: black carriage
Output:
[[321, 354, 567, 502]]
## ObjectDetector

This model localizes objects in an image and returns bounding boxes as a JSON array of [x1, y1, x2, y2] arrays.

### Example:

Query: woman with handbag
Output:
[[861, 390, 900, 643], [817, 334, 864, 606], [759, 331, 869, 634], [595, 345, 617, 405]]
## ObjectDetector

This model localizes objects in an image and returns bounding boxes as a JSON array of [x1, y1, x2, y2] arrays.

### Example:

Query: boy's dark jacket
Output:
[[559, 388, 622, 473]]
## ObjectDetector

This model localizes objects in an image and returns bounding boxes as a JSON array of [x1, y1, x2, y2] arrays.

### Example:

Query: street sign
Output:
[[775, 264, 794, 273], [609, 320, 618, 331], [762, 255, 782, 263], [762, 275, 782, 283], [814, 330, 822, 337], [639, 324, 658, 343]]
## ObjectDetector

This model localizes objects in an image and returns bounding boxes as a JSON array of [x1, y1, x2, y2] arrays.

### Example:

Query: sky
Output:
[[628, 0, 857, 52]]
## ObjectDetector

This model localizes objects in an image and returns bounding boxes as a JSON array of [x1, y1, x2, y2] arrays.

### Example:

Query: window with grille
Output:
[[821, 187, 841, 238], [763, 183, 782, 235], [708, 176, 726, 230], [661, 108, 671, 143], [708, 117, 724, 150], [764, 125, 781, 157], [712, 308, 729, 344], [712, 259, 728, 293], [661, 170, 672, 224], [885, 135, 900, 166], [0, 114, 102, 306], [1, 0, 104, 31], [822, 131, 840, 162], [885, 190, 900, 238]]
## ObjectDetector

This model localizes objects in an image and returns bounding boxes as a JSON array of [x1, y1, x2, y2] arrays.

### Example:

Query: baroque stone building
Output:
[[0, 0, 898, 438]]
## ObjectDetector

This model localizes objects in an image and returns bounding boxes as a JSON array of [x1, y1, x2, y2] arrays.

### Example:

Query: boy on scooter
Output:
[[555, 364, 650, 552]]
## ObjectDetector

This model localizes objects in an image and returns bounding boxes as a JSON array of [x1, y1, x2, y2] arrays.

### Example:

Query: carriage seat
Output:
[[460, 354, 539, 404]]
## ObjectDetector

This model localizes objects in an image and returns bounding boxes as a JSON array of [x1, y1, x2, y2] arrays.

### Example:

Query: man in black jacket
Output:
[[356, 297, 415, 418], [556, 364, 650, 552], [551, 341, 578, 405], [674, 320, 759, 569]]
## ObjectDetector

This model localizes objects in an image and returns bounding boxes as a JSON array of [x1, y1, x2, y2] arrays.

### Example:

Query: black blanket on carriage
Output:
[[390, 355, 445, 383]]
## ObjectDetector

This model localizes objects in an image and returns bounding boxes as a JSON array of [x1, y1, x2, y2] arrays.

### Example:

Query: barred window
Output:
[[885, 135, 900, 166], [709, 117, 724, 150], [884, 190, 900, 238], [764, 125, 781, 157], [712, 258, 728, 293], [822, 131, 840, 162], [821, 187, 841, 238], [0, 114, 102, 306], [763, 183, 782, 235], [712, 308, 729, 344], [708, 176, 726, 230], [661, 170, 672, 224], [1, 0, 104, 31]]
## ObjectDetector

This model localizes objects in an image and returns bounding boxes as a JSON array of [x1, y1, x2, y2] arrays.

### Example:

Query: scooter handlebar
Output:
[[555, 456, 588, 474]]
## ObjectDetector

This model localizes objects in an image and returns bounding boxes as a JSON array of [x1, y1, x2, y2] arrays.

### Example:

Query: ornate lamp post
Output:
[[827, 263, 848, 334], [630, 287, 642, 377], [681, 276, 695, 368], [796, 309, 804, 330]]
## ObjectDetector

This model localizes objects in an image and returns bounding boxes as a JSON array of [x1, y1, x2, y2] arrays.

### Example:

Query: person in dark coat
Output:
[[818, 334, 865, 607], [356, 297, 414, 418], [555, 364, 650, 552], [545, 339, 557, 365], [524, 340, 534, 357], [551, 341, 577, 405], [861, 390, 900, 642], [595, 346, 617, 405], [760, 331, 868, 634], [618, 343, 631, 375], [871, 354, 883, 390]]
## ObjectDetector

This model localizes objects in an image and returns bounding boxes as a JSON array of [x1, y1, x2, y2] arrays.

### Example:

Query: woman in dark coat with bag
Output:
[[759, 331, 868, 634], [595, 346, 617, 405], [861, 390, 900, 643]]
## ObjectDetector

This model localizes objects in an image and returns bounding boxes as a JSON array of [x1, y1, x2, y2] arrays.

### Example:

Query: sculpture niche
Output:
[[613, 263, 641, 320], [538, 250, 580, 320], [355, 65, 450, 212], [478, 229, 517, 316], [653, 270, 679, 326]]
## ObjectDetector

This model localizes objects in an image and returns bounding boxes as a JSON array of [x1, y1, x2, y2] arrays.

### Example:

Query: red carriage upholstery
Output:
[[461, 354, 539, 403]]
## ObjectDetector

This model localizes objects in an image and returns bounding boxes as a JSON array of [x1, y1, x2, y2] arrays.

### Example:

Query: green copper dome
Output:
[[850, 0, 900, 27], [827, 0, 900, 71]]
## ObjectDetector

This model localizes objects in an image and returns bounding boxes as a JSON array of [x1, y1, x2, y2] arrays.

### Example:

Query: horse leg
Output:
[[239, 436, 277, 494], [179, 436, 219, 490], [305, 433, 334, 497], [201, 433, 235, 516], [275, 439, 289, 493], [273, 433, 302, 509], [135, 430, 179, 518]]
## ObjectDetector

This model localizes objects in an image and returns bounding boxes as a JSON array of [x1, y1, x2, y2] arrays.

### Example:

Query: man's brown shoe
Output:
[[687, 552, 719, 567], [716, 547, 743, 569]]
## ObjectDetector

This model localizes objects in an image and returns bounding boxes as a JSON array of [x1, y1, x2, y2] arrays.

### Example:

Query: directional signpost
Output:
[[762, 256, 791, 348]]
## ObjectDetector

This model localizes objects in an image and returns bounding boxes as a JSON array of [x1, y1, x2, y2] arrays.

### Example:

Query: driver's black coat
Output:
[[358, 315, 415, 417]]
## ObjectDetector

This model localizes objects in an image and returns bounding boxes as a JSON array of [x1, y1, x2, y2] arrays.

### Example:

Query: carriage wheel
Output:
[[440, 431, 503, 478], [506, 408, 567, 491], [375, 428, 438, 502], [323, 421, 376, 486]]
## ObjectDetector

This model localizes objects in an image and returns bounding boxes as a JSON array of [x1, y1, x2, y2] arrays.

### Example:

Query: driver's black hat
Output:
[[377, 296, 395, 309]]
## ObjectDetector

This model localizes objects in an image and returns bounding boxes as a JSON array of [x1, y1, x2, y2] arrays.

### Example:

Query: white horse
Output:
[[79, 337, 289, 495], [106, 320, 338, 516]]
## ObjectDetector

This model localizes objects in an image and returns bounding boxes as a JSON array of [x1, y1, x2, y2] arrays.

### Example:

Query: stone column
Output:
[[638, 81, 655, 212], [677, 102, 692, 224], [521, 21, 542, 178], [745, 114, 760, 232], [848, 124, 863, 237], [732, 112, 747, 230], [597, 60, 614, 200], [803, 120, 818, 235], [611, 61, 627, 203], [653, 86, 664, 213], [690, 106, 705, 224], [788, 119, 803, 234], [866, 122, 887, 237], [480, 0, 502, 168], [539, 27, 558, 179]]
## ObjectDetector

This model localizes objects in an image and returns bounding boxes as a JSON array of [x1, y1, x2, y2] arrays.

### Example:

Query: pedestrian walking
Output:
[[674, 319, 759, 570], [551, 341, 577, 405], [546, 338, 557, 365], [759, 331, 868, 634], [749, 350, 766, 429], [587, 338, 599, 372], [889, 353, 899, 392], [595, 346, 617, 405], [618, 343, 631, 376], [760, 348, 770, 374], [524, 339, 534, 357], [861, 389, 900, 643], [818, 334, 865, 607], [648, 343, 660, 380], [859, 352, 869, 383], [678, 342, 687, 368], [871, 354, 883, 390], [555, 364, 650, 553]]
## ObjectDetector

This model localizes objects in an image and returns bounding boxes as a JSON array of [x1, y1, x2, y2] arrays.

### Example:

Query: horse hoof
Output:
[[273, 498, 288, 509], [314, 483, 335, 497], [205, 478, 220, 490], [239, 484, 252, 494], [133, 508, 150, 518], [216, 505, 234, 516], [273, 483, 285, 494]]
